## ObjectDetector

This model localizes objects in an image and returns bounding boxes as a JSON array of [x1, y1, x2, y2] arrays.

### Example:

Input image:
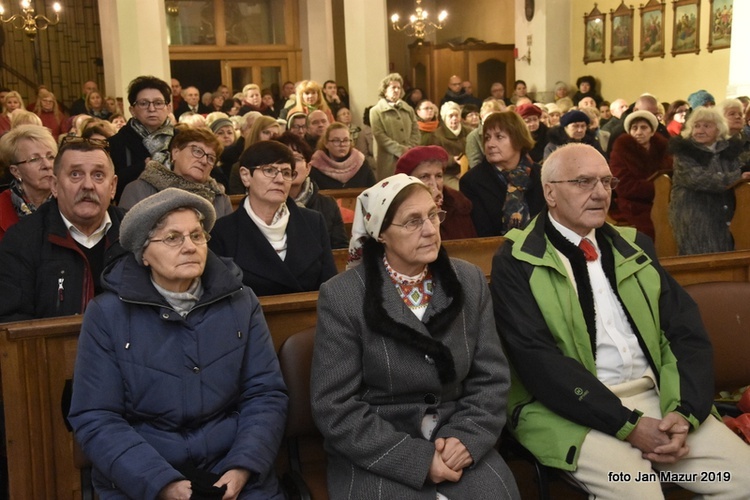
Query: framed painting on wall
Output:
[[672, 0, 700, 56], [707, 0, 732, 52], [584, 4, 606, 64], [639, 0, 665, 59], [610, 1, 634, 62]]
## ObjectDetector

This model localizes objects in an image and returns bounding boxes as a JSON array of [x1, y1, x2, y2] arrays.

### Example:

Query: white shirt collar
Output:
[[59, 210, 112, 249], [548, 213, 598, 250]]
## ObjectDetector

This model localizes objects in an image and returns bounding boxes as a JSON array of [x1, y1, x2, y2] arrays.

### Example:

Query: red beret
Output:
[[395, 146, 450, 175], [515, 103, 542, 119]]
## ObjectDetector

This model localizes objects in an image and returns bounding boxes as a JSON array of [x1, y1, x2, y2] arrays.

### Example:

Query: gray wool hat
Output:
[[120, 188, 217, 262], [209, 117, 234, 134]]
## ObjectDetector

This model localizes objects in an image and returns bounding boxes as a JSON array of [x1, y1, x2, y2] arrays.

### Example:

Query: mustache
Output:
[[74, 190, 101, 204]]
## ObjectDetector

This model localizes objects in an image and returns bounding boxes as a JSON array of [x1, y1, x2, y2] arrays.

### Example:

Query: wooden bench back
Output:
[[651, 173, 677, 258]]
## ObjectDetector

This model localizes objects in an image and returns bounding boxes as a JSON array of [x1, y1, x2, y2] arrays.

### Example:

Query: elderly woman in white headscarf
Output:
[[311, 174, 520, 500], [423, 101, 470, 189]]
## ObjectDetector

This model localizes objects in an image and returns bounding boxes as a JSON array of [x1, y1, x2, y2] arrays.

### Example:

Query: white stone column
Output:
[[343, 0, 389, 125], [98, 0, 171, 117], [726, 1, 750, 98], [298, 0, 336, 83]]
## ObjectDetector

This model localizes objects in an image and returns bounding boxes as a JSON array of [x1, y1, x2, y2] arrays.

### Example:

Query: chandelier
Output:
[[0, 0, 61, 41], [391, 0, 447, 42]]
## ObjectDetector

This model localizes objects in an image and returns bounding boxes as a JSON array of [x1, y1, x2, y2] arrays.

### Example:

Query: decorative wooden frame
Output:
[[707, 0, 732, 52], [671, 0, 701, 56], [610, 1, 634, 62], [584, 4, 606, 64], [639, 0, 666, 59]]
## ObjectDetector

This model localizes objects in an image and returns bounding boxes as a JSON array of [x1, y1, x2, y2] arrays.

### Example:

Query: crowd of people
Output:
[[1, 72, 750, 498]]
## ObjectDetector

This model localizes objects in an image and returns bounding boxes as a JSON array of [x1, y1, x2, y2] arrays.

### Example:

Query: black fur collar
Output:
[[361, 238, 461, 384]]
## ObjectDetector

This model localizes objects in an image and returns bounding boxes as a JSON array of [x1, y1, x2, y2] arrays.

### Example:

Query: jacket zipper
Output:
[[56, 270, 66, 309]]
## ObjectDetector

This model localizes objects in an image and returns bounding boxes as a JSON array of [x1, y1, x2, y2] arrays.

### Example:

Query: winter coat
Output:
[[0, 189, 19, 241], [118, 160, 233, 217], [459, 156, 545, 237], [440, 186, 477, 240], [0, 199, 127, 322], [299, 182, 348, 249], [209, 199, 337, 296], [68, 252, 288, 499], [491, 213, 715, 470], [609, 133, 672, 239], [422, 122, 470, 159], [528, 122, 549, 164], [369, 98, 420, 180], [543, 125, 606, 161], [311, 240, 519, 499], [109, 120, 157, 202], [668, 136, 744, 255]]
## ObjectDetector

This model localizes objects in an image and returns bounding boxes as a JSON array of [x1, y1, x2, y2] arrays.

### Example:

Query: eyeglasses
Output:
[[59, 136, 111, 153], [548, 176, 620, 191], [249, 165, 298, 181], [188, 145, 217, 165], [150, 230, 210, 247], [291, 124, 307, 131], [328, 138, 351, 146], [391, 210, 447, 232], [14, 153, 56, 168], [133, 99, 167, 110]]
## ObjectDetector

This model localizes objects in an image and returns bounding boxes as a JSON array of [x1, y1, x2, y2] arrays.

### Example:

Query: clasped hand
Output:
[[626, 412, 690, 464], [428, 437, 473, 484]]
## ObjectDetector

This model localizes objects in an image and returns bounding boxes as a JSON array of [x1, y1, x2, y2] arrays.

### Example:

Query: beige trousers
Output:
[[567, 377, 750, 499]]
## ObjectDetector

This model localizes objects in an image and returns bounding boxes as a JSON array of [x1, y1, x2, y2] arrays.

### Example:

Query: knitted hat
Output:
[[120, 188, 217, 263], [624, 110, 658, 132], [209, 118, 233, 134], [395, 146, 449, 175], [560, 110, 590, 127], [687, 90, 715, 110], [515, 103, 542, 119], [545, 103, 561, 115], [286, 112, 307, 130], [347, 174, 423, 269]]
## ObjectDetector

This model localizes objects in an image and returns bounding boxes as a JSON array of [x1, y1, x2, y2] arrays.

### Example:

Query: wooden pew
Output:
[[5, 248, 750, 498], [730, 180, 750, 250], [319, 187, 364, 212], [229, 194, 244, 212], [650, 173, 677, 258]]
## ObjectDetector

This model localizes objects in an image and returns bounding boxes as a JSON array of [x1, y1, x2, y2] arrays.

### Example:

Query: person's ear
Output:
[[543, 183, 557, 208]]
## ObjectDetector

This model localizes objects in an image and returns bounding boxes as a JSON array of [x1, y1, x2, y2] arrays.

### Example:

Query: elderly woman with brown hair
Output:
[[669, 106, 750, 255], [311, 174, 520, 500], [395, 145, 476, 240], [286, 80, 335, 124], [0, 125, 56, 240], [308, 122, 375, 190], [119, 125, 231, 217], [69, 188, 288, 499], [459, 111, 544, 237]]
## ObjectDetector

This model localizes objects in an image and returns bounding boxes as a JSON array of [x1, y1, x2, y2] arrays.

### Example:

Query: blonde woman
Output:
[[0, 90, 24, 135], [286, 80, 335, 124], [34, 89, 67, 139]]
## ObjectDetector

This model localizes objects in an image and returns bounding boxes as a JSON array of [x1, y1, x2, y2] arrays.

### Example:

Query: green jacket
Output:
[[490, 213, 715, 470]]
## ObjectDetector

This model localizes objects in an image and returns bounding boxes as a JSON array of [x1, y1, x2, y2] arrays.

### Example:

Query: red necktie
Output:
[[579, 238, 598, 262]]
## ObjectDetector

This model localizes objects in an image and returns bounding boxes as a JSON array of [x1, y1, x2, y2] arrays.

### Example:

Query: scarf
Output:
[[151, 277, 203, 317], [9, 178, 50, 218], [418, 120, 439, 133], [309, 148, 366, 184], [293, 177, 315, 207], [245, 198, 290, 260], [498, 165, 533, 234], [129, 118, 174, 165], [139, 160, 222, 202]]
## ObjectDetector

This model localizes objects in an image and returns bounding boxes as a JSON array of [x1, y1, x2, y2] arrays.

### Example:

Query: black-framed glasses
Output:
[[149, 230, 210, 247], [59, 136, 111, 153], [249, 165, 297, 181], [328, 138, 351, 146], [13, 153, 56, 168], [133, 99, 167, 110], [188, 145, 217, 165], [548, 176, 620, 191], [290, 124, 307, 131], [391, 210, 447, 232]]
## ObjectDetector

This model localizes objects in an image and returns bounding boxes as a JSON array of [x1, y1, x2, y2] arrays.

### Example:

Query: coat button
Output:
[[193, 366, 200, 374], [424, 393, 437, 405], [162, 313, 170, 319], [424, 355, 434, 364]]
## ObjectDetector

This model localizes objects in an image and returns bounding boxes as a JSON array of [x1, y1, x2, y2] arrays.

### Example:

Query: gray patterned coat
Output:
[[311, 241, 520, 499]]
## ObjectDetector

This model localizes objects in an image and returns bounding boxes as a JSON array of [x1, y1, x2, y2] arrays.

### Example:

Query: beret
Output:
[[560, 110, 590, 127], [209, 118, 233, 134], [120, 188, 217, 262], [687, 89, 715, 110], [624, 110, 658, 132], [395, 146, 449, 175], [545, 103, 561, 115], [516, 103, 542, 119]]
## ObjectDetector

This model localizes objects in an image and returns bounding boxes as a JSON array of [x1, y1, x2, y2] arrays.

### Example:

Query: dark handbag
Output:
[[176, 464, 227, 500]]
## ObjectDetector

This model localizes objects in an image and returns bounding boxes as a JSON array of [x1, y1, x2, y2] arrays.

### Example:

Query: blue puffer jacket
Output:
[[68, 251, 288, 499]]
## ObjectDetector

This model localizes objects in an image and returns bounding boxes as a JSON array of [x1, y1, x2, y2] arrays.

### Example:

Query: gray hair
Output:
[[378, 73, 404, 99], [681, 106, 729, 140]]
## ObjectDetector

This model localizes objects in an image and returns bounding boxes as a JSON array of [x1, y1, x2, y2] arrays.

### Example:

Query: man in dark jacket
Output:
[[0, 137, 126, 322], [108, 75, 174, 203], [491, 143, 750, 498]]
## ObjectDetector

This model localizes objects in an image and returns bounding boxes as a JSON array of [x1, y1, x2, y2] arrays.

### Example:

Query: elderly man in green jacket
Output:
[[491, 143, 750, 499]]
